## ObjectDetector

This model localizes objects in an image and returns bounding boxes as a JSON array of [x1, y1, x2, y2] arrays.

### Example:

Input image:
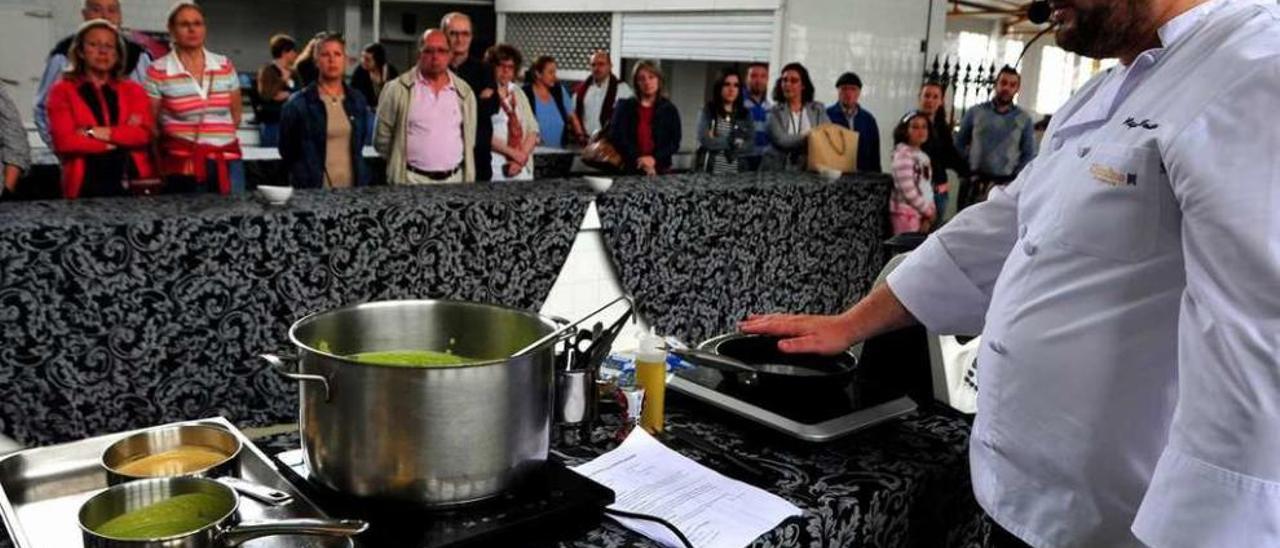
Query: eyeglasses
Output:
[[447, 30, 472, 37], [421, 47, 451, 55], [782, 76, 802, 83], [83, 41, 117, 52]]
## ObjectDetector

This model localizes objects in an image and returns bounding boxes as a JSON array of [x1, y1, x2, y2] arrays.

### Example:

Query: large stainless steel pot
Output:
[[266, 300, 563, 507]]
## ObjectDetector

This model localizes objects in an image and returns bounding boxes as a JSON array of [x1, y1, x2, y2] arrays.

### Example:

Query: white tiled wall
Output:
[[539, 202, 652, 351]]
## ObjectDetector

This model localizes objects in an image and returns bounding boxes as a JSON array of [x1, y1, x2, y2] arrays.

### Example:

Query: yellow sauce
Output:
[[115, 446, 231, 477]]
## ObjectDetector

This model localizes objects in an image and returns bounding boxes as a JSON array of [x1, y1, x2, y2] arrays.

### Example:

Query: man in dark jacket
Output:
[[825, 71, 882, 173], [443, 12, 496, 182]]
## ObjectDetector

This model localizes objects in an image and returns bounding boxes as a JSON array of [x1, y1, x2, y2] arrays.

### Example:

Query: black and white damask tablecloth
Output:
[[595, 172, 891, 344], [239, 400, 989, 548], [0, 182, 595, 446]]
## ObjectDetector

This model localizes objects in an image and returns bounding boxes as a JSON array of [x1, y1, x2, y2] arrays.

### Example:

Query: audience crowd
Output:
[[0, 1, 1040, 232]]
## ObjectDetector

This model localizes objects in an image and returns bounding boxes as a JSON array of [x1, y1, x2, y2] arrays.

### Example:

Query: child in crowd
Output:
[[890, 111, 936, 234]]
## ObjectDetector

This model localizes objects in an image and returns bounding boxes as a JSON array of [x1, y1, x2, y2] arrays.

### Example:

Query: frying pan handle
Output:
[[262, 353, 331, 402], [666, 348, 761, 386], [220, 518, 369, 546]]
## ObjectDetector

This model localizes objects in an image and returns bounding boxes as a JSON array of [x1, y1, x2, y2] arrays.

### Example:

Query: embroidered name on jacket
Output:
[[1090, 163, 1138, 186]]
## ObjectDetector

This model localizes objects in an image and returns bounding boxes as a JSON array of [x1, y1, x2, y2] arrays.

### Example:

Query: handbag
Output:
[[580, 122, 623, 172], [807, 123, 858, 173]]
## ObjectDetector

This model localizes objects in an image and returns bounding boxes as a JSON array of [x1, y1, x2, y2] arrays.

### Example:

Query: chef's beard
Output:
[[1055, 0, 1156, 59]]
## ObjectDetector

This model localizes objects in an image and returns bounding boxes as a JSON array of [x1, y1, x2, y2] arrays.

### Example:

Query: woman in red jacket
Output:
[[47, 19, 155, 199]]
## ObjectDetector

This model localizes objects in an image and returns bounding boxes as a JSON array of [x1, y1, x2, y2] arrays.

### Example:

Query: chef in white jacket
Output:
[[742, 0, 1280, 546]]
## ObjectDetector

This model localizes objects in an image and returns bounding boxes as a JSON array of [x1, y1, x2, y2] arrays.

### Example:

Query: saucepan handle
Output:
[[262, 353, 331, 402], [220, 518, 368, 546]]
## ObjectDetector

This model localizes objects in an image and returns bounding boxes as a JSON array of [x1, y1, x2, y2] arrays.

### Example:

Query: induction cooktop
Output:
[[668, 364, 916, 442]]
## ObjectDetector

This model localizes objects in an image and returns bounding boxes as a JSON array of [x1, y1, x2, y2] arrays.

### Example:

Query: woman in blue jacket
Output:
[[279, 32, 370, 188]]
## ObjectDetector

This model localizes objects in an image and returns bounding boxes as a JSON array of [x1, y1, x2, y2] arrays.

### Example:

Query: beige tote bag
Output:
[[807, 123, 859, 173]]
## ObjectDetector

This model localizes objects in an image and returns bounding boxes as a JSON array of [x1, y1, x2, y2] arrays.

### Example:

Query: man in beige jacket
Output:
[[375, 29, 476, 184]]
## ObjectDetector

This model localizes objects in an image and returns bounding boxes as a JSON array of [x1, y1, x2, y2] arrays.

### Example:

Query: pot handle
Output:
[[262, 353, 331, 402], [220, 518, 369, 546], [666, 347, 760, 387]]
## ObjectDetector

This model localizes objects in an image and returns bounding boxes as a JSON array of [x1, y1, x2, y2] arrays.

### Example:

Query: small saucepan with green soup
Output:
[[78, 476, 366, 547]]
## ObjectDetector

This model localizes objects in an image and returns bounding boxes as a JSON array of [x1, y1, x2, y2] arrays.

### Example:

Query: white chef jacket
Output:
[[886, 1, 1280, 546]]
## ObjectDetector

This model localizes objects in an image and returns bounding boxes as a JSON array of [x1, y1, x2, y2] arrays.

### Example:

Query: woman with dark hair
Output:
[[889, 111, 936, 234], [351, 42, 399, 107], [255, 33, 298, 147], [765, 62, 824, 171], [145, 2, 245, 194], [278, 32, 370, 188], [694, 70, 753, 174], [522, 56, 580, 148], [485, 44, 538, 181], [47, 19, 156, 199], [608, 60, 681, 176], [914, 80, 968, 218]]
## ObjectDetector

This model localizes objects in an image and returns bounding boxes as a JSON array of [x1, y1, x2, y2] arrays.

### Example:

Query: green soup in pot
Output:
[[346, 350, 475, 368], [93, 492, 229, 539]]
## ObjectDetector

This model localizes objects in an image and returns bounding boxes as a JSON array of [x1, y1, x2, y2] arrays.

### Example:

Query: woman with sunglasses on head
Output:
[[694, 70, 753, 174], [765, 62, 824, 171], [278, 32, 371, 189], [144, 2, 244, 194], [47, 19, 156, 199]]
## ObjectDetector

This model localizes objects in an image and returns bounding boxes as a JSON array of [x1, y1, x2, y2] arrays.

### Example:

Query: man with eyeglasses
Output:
[[374, 28, 476, 184], [33, 0, 151, 148], [441, 12, 496, 181]]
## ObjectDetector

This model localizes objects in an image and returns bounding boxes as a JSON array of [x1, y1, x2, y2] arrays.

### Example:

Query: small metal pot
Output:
[[78, 476, 367, 547], [102, 425, 241, 486]]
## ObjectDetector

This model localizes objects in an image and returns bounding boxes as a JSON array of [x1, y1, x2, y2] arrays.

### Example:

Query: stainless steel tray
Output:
[[0, 417, 350, 548]]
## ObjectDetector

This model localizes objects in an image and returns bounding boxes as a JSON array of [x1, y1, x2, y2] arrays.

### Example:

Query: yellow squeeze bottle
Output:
[[635, 334, 668, 434]]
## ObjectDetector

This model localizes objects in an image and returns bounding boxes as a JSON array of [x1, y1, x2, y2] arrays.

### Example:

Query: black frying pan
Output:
[[669, 333, 857, 391]]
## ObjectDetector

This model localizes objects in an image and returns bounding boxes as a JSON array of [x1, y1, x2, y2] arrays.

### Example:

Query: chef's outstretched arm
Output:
[[742, 160, 1035, 354], [739, 284, 916, 355]]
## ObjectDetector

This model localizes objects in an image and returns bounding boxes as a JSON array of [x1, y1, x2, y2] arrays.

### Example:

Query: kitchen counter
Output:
[[238, 397, 986, 548]]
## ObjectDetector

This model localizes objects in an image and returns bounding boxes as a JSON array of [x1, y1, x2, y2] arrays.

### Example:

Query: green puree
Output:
[[94, 492, 228, 539], [348, 349, 474, 367]]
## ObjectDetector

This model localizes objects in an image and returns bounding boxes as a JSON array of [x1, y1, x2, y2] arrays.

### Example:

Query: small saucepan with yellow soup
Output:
[[101, 424, 242, 485]]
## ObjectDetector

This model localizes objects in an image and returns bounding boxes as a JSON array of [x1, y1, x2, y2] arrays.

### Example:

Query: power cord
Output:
[[602, 508, 695, 548]]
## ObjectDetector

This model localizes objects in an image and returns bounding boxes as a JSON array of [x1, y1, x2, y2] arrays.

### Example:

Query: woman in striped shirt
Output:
[[694, 70, 753, 175], [890, 111, 936, 235], [144, 2, 244, 194]]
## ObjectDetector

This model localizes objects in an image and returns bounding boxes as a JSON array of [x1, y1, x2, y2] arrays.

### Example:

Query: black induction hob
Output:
[[669, 364, 917, 442], [272, 451, 614, 548]]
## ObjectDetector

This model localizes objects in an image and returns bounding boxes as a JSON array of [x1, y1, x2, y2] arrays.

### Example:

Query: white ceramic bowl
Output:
[[257, 185, 294, 205], [584, 176, 614, 193]]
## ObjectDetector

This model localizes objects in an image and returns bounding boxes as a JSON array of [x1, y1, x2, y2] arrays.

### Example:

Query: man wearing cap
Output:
[[825, 72, 881, 172]]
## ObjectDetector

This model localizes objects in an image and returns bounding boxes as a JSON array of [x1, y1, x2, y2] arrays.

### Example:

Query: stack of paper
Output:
[[571, 428, 803, 548]]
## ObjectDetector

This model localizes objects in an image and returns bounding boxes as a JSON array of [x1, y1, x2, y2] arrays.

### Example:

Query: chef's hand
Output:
[[740, 284, 919, 355], [738, 313, 861, 355]]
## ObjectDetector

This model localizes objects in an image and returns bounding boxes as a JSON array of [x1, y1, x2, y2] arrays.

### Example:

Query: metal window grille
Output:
[[504, 12, 611, 72]]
